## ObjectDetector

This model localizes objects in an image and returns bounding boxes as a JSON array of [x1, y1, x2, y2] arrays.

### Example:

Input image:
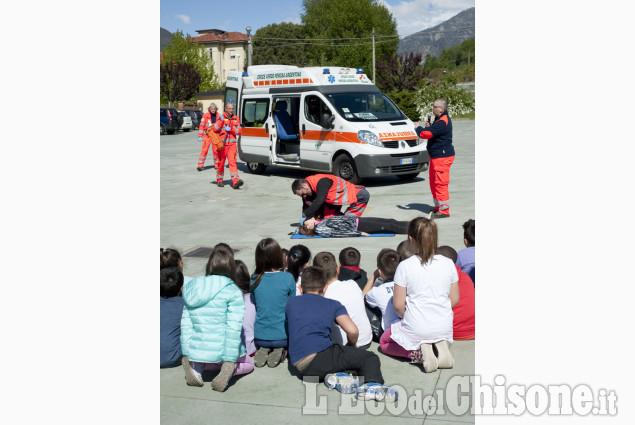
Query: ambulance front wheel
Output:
[[333, 154, 361, 185], [247, 162, 266, 174]]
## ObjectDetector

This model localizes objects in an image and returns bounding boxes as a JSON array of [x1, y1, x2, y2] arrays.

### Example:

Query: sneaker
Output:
[[253, 347, 270, 368], [197, 167, 203, 171], [182, 356, 204, 387], [324, 372, 359, 394], [419, 343, 439, 373], [267, 348, 285, 368], [233, 179, 244, 189], [357, 383, 399, 402], [211, 362, 236, 392], [434, 340, 455, 369], [216, 181, 224, 187], [432, 211, 450, 219]]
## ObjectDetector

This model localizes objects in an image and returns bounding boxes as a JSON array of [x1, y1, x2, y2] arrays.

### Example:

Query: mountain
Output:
[[397, 7, 474, 62], [160, 27, 172, 51]]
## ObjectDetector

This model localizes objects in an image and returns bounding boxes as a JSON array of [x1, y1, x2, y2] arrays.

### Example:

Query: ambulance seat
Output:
[[273, 101, 297, 140]]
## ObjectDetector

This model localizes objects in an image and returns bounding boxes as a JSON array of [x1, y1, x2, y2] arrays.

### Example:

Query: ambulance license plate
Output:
[[400, 157, 413, 165]]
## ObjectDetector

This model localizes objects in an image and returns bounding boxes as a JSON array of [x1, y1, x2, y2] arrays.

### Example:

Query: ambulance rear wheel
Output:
[[333, 154, 361, 185], [247, 162, 266, 174]]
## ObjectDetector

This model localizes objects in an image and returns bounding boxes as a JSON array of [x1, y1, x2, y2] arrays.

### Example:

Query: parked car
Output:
[[160, 107, 181, 135], [186, 110, 201, 131], [178, 110, 193, 132]]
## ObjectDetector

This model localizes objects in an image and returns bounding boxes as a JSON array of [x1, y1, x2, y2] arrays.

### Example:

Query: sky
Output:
[[160, 0, 475, 39]]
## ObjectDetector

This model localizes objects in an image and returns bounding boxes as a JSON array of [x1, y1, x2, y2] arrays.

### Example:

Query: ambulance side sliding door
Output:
[[239, 96, 273, 165]]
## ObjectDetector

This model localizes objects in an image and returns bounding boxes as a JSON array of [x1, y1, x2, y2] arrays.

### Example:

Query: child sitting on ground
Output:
[[396, 239, 416, 261], [314, 251, 373, 349], [250, 238, 296, 368], [337, 247, 368, 291], [181, 246, 248, 392], [438, 246, 475, 340], [161, 247, 193, 285], [285, 266, 399, 402], [362, 249, 401, 341], [379, 217, 459, 373], [160, 266, 185, 368], [456, 219, 475, 285], [287, 244, 312, 295]]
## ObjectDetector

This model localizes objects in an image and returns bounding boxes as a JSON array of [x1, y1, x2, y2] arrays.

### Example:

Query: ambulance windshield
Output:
[[325, 92, 405, 122]]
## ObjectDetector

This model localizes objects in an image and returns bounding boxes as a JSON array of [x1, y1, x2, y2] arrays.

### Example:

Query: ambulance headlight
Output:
[[357, 130, 382, 147]]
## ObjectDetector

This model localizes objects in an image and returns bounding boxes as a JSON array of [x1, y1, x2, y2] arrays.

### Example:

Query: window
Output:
[[242, 99, 269, 127], [325, 92, 405, 122], [304, 95, 332, 126], [230, 49, 236, 58], [225, 88, 238, 107]]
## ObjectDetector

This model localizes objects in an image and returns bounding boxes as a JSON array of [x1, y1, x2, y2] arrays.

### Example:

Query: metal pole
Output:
[[246, 26, 252, 68], [372, 27, 375, 84]]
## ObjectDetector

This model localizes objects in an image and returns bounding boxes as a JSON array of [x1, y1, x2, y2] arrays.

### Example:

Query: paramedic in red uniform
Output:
[[212, 101, 244, 189], [197, 103, 221, 171], [415, 98, 454, 219], [291, 174, 370, 230]]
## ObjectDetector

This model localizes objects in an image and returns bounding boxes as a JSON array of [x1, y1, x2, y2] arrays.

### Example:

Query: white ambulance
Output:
[[225, 65, 429, 184]]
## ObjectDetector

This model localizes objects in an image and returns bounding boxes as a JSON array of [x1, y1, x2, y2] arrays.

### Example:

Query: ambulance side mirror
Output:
[[321, 113, 335, 129]]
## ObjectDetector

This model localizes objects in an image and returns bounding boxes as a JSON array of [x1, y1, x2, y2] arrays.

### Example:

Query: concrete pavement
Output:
[[160, 119, 475, 424]]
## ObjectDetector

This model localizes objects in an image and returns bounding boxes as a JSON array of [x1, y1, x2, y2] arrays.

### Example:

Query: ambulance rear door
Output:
[[225, 71, 243, 115], [299, 93, 336, 171]]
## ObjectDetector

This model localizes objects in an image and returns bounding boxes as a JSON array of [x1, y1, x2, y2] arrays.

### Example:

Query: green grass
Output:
[[453, 111, 475, 119]]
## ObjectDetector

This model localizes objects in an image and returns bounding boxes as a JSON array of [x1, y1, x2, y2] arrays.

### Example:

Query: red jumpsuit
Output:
[[198, 111, 221, 169], [212, 111, 242, 186]]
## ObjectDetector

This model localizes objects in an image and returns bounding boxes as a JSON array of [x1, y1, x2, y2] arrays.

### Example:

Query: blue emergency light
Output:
[[242, 72, 248, 76], [323, 68, 330, 74], [356, 68, 364, 74]]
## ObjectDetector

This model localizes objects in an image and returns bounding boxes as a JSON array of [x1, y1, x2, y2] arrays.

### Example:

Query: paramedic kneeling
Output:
[[292, 174, 370, 230]]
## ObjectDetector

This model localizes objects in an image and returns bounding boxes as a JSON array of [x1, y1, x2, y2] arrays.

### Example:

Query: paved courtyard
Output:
[[160, 119, 475, 424]]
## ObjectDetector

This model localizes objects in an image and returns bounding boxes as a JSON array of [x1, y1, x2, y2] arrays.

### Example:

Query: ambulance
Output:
[[225, 65, 429, 184]]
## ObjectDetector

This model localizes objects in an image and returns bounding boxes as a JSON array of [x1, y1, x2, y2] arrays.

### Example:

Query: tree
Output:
[[252, 23, 308, 67], [376, 52, 427, 92], [301, 0, 398, 73], [161, 30, 220, 93], [424, 38, 475, 71], [160, 62, 202, 108]]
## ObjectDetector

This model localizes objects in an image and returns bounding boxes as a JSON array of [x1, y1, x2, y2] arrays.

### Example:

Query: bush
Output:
[[414, 80, 475, 119], [386, 90, 419, 122]]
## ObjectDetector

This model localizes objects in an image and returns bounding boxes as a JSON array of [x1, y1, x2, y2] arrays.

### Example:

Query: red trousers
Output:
[[197, 135, 219, 169], [429, 155, 455, 215], [216, 142, 240, 184]]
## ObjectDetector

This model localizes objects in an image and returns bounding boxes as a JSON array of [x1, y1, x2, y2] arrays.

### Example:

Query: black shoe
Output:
[[197, 167, 203, 171], [233, 179, 244, 189], [432, 212, 450, 219], [217, 181, 224, 187]]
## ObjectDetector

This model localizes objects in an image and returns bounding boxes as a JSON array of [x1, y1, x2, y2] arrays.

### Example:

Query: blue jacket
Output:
[[415, 111, 454, 159], [181, 275, 246, 363]]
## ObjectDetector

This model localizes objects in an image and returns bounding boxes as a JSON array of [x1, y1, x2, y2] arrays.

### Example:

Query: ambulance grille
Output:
[[382, 139, 419, 148], [378, 164, 423, 173]]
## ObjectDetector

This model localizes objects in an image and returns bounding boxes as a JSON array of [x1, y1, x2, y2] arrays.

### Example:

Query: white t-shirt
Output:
[[390, 255, 458, 349], [295, 275, 302, 296], [324, 279, 373, 347], [365, 281, 400, 332]]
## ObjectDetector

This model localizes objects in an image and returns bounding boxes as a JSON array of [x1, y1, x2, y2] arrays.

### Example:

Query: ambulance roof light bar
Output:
[[323, 68, 330, 74], [356, 68, 364, 74]]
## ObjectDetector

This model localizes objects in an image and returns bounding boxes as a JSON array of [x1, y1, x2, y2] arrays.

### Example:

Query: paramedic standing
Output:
[[415, 98, 454, 219], [291, 174, 370, 230], [197, 103, 221, 171], [212, 101, 244, 189]]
